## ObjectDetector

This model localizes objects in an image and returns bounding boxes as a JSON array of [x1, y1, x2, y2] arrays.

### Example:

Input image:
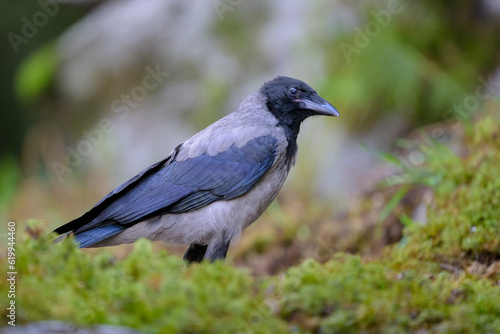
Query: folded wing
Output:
[[54, 135, 278, 247]]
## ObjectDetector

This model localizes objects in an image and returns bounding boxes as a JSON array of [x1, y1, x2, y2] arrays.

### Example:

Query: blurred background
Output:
[[2, 0, 500, 273]]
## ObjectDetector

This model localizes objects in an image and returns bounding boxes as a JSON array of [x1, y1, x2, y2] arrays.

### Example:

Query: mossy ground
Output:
[[2, 109, 500, 333]]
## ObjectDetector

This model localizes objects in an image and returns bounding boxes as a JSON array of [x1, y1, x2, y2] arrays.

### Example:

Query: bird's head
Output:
[[260, 76, 339, 128]]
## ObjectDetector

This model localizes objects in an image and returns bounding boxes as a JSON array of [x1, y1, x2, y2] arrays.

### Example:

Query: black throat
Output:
[[266, 101, 304, 163]]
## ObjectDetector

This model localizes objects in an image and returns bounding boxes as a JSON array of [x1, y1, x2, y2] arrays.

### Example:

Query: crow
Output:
[[54, 76, 339, 262]]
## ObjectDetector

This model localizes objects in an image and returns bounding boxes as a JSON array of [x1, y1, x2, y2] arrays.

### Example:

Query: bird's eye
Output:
[[289, 87, 298, 96]]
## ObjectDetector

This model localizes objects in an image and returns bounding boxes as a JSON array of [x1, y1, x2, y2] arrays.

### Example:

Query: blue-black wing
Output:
[[54, 135, 278, 243]]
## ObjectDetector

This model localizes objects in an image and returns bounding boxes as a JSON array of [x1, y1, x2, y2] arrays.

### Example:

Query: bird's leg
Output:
[[204, 238, 230, 262], [183, 244, 208, 263]]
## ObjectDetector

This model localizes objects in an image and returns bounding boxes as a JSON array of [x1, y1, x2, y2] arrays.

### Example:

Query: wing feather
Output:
[[55, 135, 278, 238]]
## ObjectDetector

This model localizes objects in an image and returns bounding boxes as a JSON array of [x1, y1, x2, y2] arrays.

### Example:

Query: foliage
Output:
[[393, 112, 500, 267], [1, 225, 287, 333], [323, 1, 500, 131], [14, 42, 57, 103], [2, 112, 500, 333], [0, 156, 21, 222], [279, 256, 500, 333]]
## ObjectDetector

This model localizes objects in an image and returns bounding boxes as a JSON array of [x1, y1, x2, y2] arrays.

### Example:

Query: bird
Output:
[[53, 76, 339, 263]]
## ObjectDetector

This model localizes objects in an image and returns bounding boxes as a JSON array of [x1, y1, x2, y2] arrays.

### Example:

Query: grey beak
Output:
[[298, 98, 340, 117]]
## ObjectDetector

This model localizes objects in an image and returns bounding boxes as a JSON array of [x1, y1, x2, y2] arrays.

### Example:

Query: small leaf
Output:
[[378, 186, 409, 225], [400, 213, 415, 227], [359, 143, 403, 166], [14, 41, 57, 103]]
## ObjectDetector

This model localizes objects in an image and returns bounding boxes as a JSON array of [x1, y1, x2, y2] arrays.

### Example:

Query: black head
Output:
[[260, 76, 339, 129]]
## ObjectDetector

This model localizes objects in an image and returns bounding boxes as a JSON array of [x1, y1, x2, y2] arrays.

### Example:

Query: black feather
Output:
[[54, 135, 278, 239]]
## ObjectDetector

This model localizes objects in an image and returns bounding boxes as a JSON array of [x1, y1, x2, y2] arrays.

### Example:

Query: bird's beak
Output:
[[296, 96, 340, 117]]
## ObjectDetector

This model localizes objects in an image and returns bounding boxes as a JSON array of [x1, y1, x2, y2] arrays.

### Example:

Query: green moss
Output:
[[393, 113, 500, 268], [1, 232, 288, 333], [279, 255, 500, 333]]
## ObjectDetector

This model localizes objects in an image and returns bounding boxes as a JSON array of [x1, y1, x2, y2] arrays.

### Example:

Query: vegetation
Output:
[[2, 110, 499, 333], [2, 1, 500, 332]]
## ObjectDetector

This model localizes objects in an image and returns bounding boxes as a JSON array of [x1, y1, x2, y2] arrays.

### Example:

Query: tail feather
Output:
[[74, 224, 125, 248]]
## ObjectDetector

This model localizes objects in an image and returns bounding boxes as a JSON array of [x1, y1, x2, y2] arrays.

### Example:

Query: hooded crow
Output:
[[54, 76, 339, 262]]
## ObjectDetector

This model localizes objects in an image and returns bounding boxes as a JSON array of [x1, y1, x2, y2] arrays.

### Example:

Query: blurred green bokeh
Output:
[[1, 0, 498, 244], [1, 0, 498, 250], [2, 1, 500, 331]]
